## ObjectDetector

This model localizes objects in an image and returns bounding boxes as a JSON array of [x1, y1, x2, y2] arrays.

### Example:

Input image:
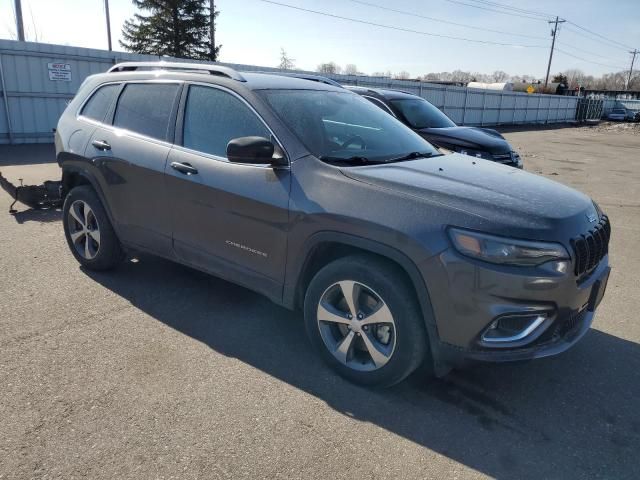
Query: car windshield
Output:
[[390, 98, 456, 129], [258, 89, 439, 164]]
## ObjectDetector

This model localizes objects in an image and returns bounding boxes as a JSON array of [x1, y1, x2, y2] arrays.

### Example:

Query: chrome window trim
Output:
[[179, 81, 290, 168], [362, 95, 397, 117], [78, 80, 185, 150], [75, 80, 123, 124]]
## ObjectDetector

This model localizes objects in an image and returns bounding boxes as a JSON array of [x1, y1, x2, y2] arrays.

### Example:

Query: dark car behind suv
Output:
[[347, 86, 523, 168], [55, 62, 610, 387]]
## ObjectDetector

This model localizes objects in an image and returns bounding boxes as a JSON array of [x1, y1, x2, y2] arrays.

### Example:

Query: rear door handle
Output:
[[170, 161, 198, 175], [92, 139, 111, 151]]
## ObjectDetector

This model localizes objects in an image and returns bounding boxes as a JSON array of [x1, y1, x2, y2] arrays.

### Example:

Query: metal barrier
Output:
[[1, 39, 579, 144], [575, 99, 604, 122]]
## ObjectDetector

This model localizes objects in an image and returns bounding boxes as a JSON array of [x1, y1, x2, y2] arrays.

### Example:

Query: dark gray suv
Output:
[[55, 62, 611, 387]]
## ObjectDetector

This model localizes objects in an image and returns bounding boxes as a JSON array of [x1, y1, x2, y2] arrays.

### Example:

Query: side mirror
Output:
[[227, 136, 279, 164]]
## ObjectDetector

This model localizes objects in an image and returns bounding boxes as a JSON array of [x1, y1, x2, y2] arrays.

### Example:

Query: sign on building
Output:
[[47, 62, 72, 82]]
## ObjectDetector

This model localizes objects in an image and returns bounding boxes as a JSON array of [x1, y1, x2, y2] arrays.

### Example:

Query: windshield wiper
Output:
[[385, 151, 440, 163], [319, 155, 372, 165]]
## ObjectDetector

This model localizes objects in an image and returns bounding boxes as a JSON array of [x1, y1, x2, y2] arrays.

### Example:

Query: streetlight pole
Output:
[[544, 16, 566, 88], [14, 0, 25, 41], [104, 0, 113, 51]]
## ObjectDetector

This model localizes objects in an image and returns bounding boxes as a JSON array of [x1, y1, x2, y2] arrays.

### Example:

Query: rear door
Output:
[[165, 83, 290, 299], [86, 81, 182, 255]]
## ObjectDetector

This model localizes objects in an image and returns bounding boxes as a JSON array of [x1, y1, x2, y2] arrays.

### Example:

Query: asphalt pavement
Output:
[[1, 124, 639, 479]]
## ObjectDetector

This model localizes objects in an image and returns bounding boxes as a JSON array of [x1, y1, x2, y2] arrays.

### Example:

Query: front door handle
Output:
[[170, 161, 198, 175], [92, 139, 111, 151]]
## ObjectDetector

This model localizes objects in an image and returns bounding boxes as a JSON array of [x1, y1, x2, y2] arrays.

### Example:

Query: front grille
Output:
[[570, 214, 611, 279], [492, 152, 513, 164]]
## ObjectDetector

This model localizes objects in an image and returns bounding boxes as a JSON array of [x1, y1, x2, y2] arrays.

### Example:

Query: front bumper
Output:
[[421, 248, 610, 367]]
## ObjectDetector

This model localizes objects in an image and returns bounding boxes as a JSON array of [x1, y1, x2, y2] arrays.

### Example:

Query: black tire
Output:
[[63, 185, 123, 271], [304, 254, 431, 388]]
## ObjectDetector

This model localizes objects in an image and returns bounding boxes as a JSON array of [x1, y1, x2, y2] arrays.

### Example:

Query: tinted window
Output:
[[113, 83, 180, 140], [183, 85, 270, 158], [260, 90, 438, 163], [390, 98, 456, 129], [80, 84, 120, 122]]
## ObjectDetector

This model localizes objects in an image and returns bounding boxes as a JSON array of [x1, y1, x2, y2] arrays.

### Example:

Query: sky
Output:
[[0, 0, 638, 78]]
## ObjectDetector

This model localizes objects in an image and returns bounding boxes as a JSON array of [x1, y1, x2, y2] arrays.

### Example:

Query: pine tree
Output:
[[120, 0, 221, 61]]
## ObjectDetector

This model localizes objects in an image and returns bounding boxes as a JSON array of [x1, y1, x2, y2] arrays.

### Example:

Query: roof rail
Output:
[[243, 71, 343, 88], [107, 61, 246, 82]]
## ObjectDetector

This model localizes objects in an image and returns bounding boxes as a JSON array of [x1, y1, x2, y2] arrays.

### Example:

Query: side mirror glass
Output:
[[227, 136, 277, 164]]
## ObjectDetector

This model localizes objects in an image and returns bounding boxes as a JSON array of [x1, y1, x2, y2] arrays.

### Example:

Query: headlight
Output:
[[448, 228, 569, 266]]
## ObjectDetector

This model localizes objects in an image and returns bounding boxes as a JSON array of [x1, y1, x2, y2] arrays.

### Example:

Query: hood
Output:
[[417, 126, 511, 155], [341, 154, 597, 240]]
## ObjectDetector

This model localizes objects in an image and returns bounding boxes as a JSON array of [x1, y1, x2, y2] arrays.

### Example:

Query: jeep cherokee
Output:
[[55, 62, 611, 387]]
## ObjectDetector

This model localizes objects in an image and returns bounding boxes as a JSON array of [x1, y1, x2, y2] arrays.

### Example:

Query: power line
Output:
[[443, 0, 550, 21], [344, 0, 547, 40], [257, 0, 546, 48], [565, 20, 635, 51], [448, 0, 636, 54], [557, 41, 629, 65], [459, 0, 554, 20], [555, 48, 627, 71]]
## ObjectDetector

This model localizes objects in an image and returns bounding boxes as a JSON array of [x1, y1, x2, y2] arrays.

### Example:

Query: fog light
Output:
[[481, 313, 548, 344]]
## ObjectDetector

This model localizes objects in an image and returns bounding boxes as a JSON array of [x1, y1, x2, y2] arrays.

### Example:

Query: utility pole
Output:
[[104, 0, 113, 51], [544, 16, 566, 88], [628, 49, 638, 90], [210, 0, 216, 61], [14, 0, 25, 41]]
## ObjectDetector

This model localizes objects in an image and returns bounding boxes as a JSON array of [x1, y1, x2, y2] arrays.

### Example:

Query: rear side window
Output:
[[80, 84, 120, 122], [183, 85, 270, 158], [113, 83, 180, 141]]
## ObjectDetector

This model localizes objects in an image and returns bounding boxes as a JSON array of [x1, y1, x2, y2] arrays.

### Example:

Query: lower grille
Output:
[[554, 309, 587, 339], [570, 215, 611, 279], [492, 152, 513, 164]]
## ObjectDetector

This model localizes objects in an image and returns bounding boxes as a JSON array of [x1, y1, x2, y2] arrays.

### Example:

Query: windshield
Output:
[[258, 90, 439, 163], [390, 98, 456, 129]]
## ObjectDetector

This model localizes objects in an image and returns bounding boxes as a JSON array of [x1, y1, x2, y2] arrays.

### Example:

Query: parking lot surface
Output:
[[1, 124, 639, 479]]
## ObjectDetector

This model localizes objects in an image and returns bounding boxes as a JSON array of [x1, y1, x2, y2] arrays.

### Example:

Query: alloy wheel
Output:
[[67, 200, 101, 260], [316, 280, 396, 371]]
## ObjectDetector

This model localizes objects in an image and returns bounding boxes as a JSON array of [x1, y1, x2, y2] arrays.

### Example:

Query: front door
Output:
[[165, 84, 290, 300]]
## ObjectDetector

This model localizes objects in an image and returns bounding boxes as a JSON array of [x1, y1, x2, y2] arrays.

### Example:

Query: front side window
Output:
[[183, 85, 270, 158], [259, 89, 438, 163], [80, 84, 120, 122], [390, 98, 456, 129], [113, 83, 180, 141]]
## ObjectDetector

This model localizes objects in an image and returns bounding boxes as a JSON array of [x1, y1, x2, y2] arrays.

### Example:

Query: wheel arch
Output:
[[60, 161, 116, 228], [287, 232, 438, 326], [287, 231, 446, 374]]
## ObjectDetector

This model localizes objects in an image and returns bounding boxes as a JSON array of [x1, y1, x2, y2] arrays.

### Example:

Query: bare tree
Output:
[[317, 62, 341, 74], [344, 63, 358, 75], [491, 70, 509, 82], [278, 48, 295, 70], [394, 71, 411, 80]]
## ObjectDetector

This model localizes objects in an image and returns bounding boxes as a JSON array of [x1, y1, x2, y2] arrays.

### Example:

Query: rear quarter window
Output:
[[80, 84, 120, 123], [113, 83, 180, 141]]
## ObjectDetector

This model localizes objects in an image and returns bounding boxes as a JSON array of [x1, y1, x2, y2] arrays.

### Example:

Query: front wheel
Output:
[[304, 255, 430, 387]]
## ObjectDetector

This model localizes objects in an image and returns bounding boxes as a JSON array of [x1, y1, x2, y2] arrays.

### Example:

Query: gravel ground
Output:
[[1, 125, 639, 479]]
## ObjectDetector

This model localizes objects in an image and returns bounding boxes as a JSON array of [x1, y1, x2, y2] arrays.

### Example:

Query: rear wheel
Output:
[[63, 185, 123, 270], [304, 255, 430, 387]]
